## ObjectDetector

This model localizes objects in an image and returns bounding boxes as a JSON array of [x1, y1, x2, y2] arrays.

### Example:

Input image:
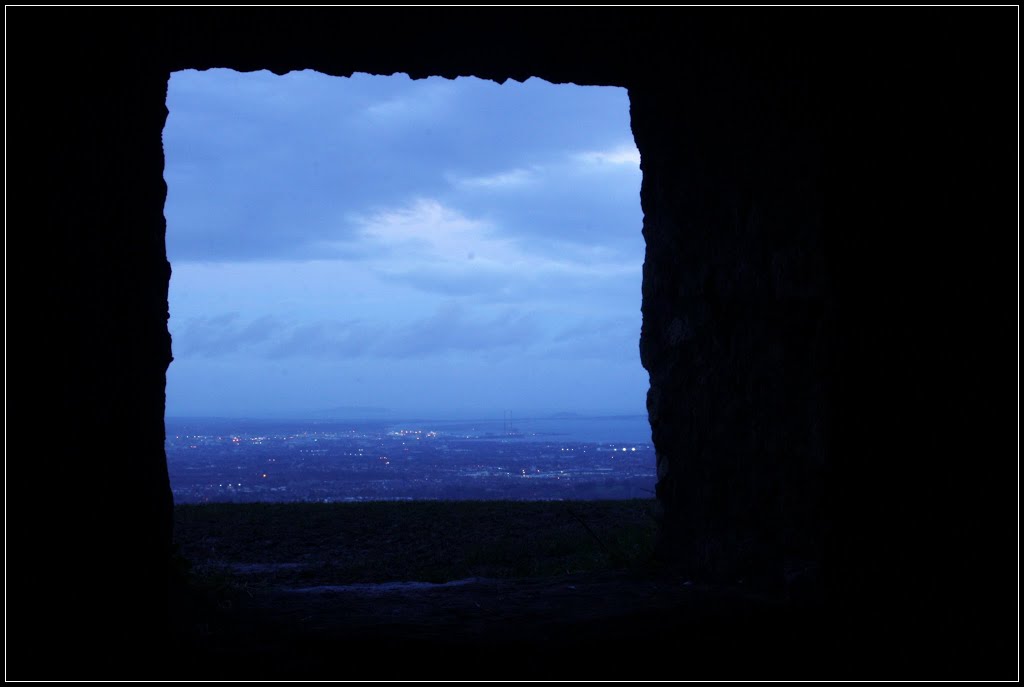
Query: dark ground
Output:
[[167, 500, 843, 679], [166, 500, 1015, 679], [173, 499, 660, 586]]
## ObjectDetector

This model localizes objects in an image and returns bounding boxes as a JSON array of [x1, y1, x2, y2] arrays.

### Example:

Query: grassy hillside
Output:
[[174, 499, 659, 586]]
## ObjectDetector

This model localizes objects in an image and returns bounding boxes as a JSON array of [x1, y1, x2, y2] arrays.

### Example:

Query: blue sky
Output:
[[164, 69, 645, 420]]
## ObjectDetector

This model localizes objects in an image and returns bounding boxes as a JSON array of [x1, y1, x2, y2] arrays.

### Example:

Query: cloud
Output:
[[353, 198, 496, 260], [383, 303, 539, 358], [360, 78, 457, 121], [267, 319, 382, 359], [331, 198, 641, 303], [164, 70, 638, 264], [575, 145, 642, 167], [164, 71, 648, 417], [374, 267, 515, 298], [176, 304, 541, 361], [175, 313, 283, 357], [541, 317, 641, 361], [451, 167, 537, 189]]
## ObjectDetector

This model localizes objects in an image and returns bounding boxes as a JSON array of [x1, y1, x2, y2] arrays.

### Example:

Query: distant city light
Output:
[[166, 418, 655, 502]]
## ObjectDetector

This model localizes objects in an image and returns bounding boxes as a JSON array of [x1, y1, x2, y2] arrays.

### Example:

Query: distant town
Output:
[[166, 416, 656, 503]]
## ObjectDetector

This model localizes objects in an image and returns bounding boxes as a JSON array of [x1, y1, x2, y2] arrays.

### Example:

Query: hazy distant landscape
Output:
[[166, 415, 656, 503]]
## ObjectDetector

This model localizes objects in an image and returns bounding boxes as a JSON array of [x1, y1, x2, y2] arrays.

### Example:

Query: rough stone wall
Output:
[[631, 41, 827, 585], [7, 52, 174, 675], [6, 9, 1017, 676], [8, 46, 175, 671]]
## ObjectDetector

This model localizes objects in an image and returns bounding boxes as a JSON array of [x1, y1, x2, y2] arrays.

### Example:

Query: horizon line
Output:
[[165, 412, 649, 424]]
